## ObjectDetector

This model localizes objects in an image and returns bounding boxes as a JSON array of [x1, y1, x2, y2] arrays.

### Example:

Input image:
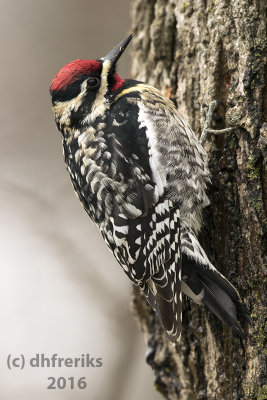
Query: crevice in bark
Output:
[[259, 127, 267, 216], [168, 9, 178, 105], [202, 0, 207, 10], [215, 40, 230, 106], [263, 62, 267, 123]]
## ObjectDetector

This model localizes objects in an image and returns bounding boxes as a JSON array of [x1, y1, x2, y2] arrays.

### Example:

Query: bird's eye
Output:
[[87, 77, 100, 89]]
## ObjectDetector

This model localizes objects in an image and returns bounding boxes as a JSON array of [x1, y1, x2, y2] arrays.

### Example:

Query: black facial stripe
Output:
[[107, 65, 116, 89], [50, 74, 86, 103], [50, 69, 102, 103], [68, 91, 98, 129]]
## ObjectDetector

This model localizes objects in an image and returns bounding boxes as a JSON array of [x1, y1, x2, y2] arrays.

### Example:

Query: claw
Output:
[[200, 100, 235, 146]]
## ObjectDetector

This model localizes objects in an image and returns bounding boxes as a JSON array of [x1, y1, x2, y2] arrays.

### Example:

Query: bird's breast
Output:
[[62, 120, 114, 224]]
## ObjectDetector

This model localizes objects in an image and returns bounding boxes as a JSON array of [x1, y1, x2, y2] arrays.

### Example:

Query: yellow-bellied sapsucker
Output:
[[50, 35, 244, 342]]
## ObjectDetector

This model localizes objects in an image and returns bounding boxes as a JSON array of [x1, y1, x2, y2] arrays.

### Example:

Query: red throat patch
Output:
[[51, 60, 101, 92], [112, 73, 125, 92]]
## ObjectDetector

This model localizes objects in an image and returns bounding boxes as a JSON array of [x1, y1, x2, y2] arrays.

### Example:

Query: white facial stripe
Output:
[[99, 60, 111, 98]]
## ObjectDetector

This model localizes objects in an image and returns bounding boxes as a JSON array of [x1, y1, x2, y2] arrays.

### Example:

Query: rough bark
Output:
[[130, 1, 266, 399]]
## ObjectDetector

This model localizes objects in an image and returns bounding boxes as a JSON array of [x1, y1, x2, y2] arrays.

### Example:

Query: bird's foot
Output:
[[200, 100, 236, 146]]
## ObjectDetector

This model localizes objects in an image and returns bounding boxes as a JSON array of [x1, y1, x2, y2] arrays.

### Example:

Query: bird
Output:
[[50, 34, 245, 342]]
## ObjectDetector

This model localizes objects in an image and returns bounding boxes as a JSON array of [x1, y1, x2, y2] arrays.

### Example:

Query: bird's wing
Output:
[[99, 94, 184, 341], [102, 197, 182, 343]]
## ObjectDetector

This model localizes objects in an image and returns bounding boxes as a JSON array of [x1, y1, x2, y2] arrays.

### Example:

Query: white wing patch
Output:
[[138, 104, 166, 198]]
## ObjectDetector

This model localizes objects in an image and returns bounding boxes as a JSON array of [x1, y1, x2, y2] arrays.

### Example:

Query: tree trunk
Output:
[[130, 1, 266, 399]]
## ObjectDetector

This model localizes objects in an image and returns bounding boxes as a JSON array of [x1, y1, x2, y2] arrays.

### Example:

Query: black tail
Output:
[[182, 253, 246, 338]]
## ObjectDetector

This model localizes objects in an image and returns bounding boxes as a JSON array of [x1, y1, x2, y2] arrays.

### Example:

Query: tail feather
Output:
[[195, 262, 240, 302], [181, 242, 246, 338], [200, 275, 245, 337], [181, 229, 240, 301]]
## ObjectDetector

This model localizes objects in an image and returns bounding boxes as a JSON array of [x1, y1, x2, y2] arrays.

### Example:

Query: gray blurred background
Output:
[[0, 1, 162, 399]]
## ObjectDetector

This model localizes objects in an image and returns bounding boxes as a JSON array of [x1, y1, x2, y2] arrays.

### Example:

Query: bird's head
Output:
[[50, 34, 132, 129]]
